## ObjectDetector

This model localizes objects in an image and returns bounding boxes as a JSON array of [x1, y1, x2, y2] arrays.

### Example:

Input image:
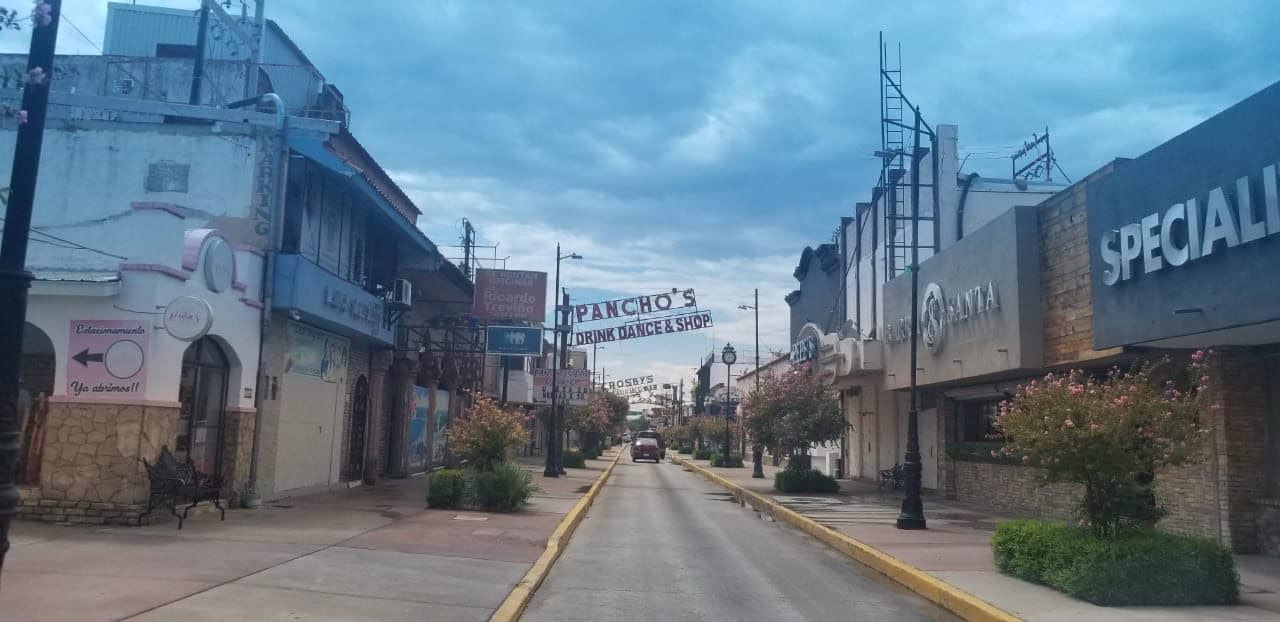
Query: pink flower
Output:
[[1021, 455, 1031, 465], [14, 109, 27, 124], [1069, 384, 1084, 395], [1191, 350, 1205, 363], [1089, 423, 1101, 431], [26, 66, 44, 85], [1064, 418, 1075, 428], [989, 450, 999, 458], [1200, 375, 1210, 383]]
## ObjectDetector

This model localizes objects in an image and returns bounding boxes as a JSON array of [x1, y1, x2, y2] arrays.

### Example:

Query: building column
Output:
[[363, 350, 394, 485], [385, 357, 419, 478]]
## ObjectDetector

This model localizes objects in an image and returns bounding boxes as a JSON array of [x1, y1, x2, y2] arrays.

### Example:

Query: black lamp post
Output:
[[0, 0, 61, 582], [544, 244, 581, 478], [720, 344, 736, 463], [896, 106, 927, 530]]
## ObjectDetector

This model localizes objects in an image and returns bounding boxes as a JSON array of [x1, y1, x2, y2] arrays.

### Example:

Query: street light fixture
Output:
[[545, 244, 581, 478], [896, 106, 928, 531], [720, 344, 737, 463]]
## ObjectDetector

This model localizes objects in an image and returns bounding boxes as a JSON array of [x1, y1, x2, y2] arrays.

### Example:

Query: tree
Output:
[[993, 354, 1211, 535], [741, 365, 841, 469], [447, 396, 530, 472]]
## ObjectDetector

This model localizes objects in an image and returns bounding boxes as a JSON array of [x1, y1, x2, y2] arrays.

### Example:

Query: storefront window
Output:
[[957, 399, 1003, 443]]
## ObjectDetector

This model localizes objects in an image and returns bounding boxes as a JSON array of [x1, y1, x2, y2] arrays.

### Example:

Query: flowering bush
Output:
[[741, 365, 841, 469], [447, 396, 530, 472], [993, 353, 1212, 535]]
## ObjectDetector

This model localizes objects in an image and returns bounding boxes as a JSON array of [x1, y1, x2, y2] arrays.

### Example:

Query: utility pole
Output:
[[189, 0, 210, 105], [896, 106, 927, 530], [0, 0, 62, 582], [545, 245, 562, 478], [557, 289, 570, 475]]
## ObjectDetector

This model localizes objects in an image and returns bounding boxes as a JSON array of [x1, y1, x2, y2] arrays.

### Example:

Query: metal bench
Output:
[[878, 463, 905, 491], [139, 446, 225, 529]]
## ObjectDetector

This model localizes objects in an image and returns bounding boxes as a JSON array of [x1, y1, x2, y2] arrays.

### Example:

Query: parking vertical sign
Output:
[[485, 326, 544, 356]]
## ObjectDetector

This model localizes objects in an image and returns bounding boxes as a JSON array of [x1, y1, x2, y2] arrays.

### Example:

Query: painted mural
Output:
[[407, 385, 431, 474], [432, 389, 451, 465]]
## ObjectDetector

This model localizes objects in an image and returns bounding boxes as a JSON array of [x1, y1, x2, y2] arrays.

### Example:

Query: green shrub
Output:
[[677, 445, 692, 454], [993, 520, 1238, 606], [710, 453, 744, 468], [468, 462, 538, 513], [774, 468, 838, 493], [693, 448, 713, 460], [562, 450, 587, 469], [426, 469, 466, 508]]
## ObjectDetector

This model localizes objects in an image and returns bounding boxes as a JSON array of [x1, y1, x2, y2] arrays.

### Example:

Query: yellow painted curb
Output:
[[672, 455, 1021, 622], [489, 449, 624, 622]]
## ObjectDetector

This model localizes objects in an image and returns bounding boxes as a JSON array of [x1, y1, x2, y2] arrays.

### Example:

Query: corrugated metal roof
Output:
[[31, 269, 120, 282]]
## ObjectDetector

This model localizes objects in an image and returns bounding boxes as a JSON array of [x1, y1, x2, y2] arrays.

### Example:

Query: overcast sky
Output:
[[4, 1, 1279, 400]]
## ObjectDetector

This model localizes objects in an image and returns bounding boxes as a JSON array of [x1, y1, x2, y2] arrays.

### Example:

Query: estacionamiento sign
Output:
[[572, 311, 713, 346], [574, 289, 697, 323]]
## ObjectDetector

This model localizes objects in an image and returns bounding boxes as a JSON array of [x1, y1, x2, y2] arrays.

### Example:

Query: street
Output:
[[523, 457, 958, 621]]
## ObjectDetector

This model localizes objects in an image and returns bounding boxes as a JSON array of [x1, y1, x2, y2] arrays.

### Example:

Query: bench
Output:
[[139, 446, 225, 529], [878, 463, 905, 491]]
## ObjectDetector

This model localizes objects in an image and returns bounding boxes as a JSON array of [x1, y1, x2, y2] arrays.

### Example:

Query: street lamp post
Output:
[[545, 245, 581, 478], [720, 344, 737, 463], [0, 1, 62, 581], [739, 290, 764, 478], [896, 107, 928, 531]]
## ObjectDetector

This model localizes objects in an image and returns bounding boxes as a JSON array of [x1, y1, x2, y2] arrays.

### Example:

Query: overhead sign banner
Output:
[[473, 269, 548, 322], [485, 326, 543, 356], [532, 368, 590, 405], [573, 311, 713, 346], [603, 374, 655, 392], [574, 289, 697, 323], [67, 320, 148, 400]]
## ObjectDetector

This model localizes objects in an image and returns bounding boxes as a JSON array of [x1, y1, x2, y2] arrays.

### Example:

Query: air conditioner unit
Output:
[[390, 278, 412, 308]]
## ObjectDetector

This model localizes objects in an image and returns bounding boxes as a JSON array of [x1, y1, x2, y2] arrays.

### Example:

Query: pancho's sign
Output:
[[473, 269, 548, 322], [573, 311, 713, 346], [574, 289, 697, 323]]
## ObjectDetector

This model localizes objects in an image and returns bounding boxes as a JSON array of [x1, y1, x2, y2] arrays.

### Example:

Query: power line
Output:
[[0, 217, 129, 260]]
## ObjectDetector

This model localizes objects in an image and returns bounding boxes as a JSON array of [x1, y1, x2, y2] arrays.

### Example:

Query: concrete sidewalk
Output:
[[0, 448, 620, 622], [676, 455, 1280, 622]]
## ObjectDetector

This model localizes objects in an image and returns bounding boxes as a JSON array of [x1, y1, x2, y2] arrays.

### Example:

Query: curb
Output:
[[671, 455, 1020, 622], [489, 448, 624, 622]]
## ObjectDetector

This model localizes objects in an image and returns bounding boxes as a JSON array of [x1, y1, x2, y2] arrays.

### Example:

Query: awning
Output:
[[287, 132, 440, 261]]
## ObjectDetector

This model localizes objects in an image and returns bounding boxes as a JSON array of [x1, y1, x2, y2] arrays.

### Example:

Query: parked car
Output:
[[631, 437, 661, 462], [635, 430, 665, 459]]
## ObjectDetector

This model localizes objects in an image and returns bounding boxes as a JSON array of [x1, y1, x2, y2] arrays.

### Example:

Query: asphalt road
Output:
[[522, 456, 959, 622]]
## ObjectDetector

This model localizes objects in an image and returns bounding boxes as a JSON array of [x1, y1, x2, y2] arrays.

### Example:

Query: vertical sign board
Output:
[[407, 385, 431, 474], [432, 389, 451, 465], [532, 368, 591, 405], [473, 269, 548, 323], [67, 320, 148, 400]]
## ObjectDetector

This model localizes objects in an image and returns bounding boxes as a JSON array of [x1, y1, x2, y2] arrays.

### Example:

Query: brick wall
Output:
[[1213, 349, 1269, 552], [1039, 178, 1095, 367], [952, 461, 1081, 521]]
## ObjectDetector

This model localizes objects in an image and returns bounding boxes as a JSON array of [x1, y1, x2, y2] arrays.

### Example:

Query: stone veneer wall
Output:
[[19, 401, 180, 525], [219, 408, 257, 506]]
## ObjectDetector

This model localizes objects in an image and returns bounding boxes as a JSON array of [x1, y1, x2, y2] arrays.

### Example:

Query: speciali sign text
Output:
[[1099, 165, 1280, 286]]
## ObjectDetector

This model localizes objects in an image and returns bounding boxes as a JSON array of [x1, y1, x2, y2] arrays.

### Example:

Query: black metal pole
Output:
[[723, 361, 731, 461], [747, 289, 757, 478], [189, 0, 210, 105], [500, 356, 509, 405], [0, 0, 62, 584], [544, 245, 561, 478], [557, 290, 569, 475], [897, 107, 927, 530]]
